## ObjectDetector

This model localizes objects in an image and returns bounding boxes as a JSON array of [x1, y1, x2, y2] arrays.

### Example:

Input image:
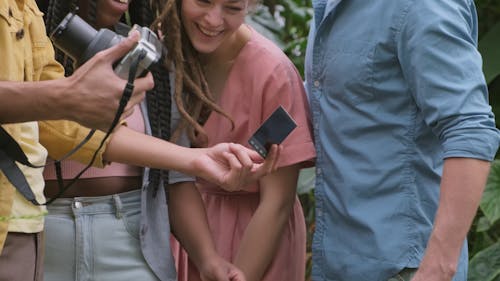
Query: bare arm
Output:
[[233, 164, 300, 281], [412, 158, 491, 281], [0, 31, 152, 131], [102, 125, 279, 189], [169, 182, 245, 281], [0, 79, 66, 124]]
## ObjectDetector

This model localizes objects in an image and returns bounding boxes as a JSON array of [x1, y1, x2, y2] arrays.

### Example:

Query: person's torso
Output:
[[305, 1, 472, 280]]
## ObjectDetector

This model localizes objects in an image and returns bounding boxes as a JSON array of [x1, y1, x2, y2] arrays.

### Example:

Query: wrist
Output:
[[40, 77, 71, 121], [31, 78, 68, 121], [419, 233, 459, 279], [193, 247, 220, 272], [56, 76, 78, 121], [184, 147, 209, 177]]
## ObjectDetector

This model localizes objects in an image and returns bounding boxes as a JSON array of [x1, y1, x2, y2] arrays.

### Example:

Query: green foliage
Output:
[[469, 160, 500, 280], [482, 161, 500, 226], [477, 0, 500, 147], [476, 0, 500, 37], [468, 239, 500, 281], [249, 0, 312, 76], [479, 22, 500, 84]]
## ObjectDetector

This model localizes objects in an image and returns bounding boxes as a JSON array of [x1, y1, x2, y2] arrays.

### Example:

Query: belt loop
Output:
[[113, 194, 123, 219]]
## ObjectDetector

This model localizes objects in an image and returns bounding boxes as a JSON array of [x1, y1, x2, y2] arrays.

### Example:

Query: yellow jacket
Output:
[[0, 0, 106, 252]]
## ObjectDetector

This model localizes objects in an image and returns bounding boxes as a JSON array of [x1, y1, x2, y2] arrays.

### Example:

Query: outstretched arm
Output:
[[102, 125, 279, 189], [412, 158, 490, 281]]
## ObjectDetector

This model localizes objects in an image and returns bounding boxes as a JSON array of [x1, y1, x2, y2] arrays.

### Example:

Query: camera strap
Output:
[[45, 49, 147, 205], [0, 126, 44, 205], [0, 126, 96, 205], [0, 50, 147, 205]]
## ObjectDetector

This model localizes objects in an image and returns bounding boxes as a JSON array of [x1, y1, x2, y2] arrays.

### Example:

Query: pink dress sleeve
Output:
[[254, 56, 316, 168]]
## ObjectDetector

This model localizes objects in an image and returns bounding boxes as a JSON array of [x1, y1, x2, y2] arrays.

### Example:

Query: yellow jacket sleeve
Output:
[[39, 120, 110, 168]]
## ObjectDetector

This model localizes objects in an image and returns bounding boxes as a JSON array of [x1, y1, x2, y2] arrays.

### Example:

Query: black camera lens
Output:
[[50, 12, 162, 79], [50, 13, 121, 67]]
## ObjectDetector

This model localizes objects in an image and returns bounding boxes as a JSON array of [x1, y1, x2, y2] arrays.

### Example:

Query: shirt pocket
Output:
[[26, 3, 51, 77], [323, 39, 375, 105], [0, 6, 17, 33]]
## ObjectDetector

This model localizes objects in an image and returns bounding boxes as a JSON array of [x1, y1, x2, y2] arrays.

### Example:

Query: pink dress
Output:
[[173, 26, 316, 281]]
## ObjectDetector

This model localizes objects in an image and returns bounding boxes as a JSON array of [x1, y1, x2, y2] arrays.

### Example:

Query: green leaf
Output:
[[477, 216, 494, 232], [247, 5, 285, 49], [468, 241, 500, 281], [479, 22, 500, 84], [468, 229, 497, 258], [481, 160, 500, 225]]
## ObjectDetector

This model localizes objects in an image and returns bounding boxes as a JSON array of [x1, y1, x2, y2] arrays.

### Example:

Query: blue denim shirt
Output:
[[304, 1, 500, 280]]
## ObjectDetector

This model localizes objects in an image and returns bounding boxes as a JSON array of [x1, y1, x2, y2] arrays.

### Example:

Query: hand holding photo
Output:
[[248, 106, 297, 158]]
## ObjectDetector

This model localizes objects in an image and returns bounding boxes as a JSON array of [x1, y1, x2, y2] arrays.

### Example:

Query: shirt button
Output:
[[313, 80, 320, 87], [317, 168, 322, 175], [73, 201, 82, 209], [16, 29, 24, 40]]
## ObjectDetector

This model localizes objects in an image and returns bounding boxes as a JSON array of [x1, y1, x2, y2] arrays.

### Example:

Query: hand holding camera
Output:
[[50, 12, 161, 131]]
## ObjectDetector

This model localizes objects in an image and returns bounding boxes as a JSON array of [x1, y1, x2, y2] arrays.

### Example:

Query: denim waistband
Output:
[[46, 189, 141, 218]]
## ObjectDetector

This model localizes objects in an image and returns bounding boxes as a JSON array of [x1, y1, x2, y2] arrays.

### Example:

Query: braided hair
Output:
[[45, 0, 232, 145]]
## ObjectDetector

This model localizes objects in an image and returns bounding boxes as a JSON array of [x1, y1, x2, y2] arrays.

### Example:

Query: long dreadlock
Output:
[[125, 0, 173, 191], [151, 0, 235, 147]]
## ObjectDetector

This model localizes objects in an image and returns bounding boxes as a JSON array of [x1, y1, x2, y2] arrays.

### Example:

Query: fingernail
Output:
[[128, 30, 140, 40]]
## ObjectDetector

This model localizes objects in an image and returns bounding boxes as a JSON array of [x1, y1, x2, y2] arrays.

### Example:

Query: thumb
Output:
[[100, 30, 140, 62]]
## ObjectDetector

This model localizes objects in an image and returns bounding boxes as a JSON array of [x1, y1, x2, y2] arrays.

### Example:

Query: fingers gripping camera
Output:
[[113, 25, 162, 79], [50, 12, 162, 79]]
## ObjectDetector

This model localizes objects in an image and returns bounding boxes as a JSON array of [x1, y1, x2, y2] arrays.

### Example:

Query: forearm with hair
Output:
[[0, 79, 67, 123]]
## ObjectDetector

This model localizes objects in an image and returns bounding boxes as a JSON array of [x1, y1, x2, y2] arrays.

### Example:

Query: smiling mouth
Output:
[[198, 25, 223, 37], [116, 0, 128, 3]]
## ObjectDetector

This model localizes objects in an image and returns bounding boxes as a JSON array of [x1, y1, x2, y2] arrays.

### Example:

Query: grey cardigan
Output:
[[138, 71, 194, 281]]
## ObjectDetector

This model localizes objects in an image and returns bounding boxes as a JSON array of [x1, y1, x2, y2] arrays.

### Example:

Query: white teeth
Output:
[[199, 26, 222, 37], [117, 0, 128, 3]]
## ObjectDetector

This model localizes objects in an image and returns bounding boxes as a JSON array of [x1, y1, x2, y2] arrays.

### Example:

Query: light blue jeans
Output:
[[44, 190, 160, 281]]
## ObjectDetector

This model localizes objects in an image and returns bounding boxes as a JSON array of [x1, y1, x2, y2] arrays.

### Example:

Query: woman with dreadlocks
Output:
[[38, 0, 279, 280], [155, 0, 316, 280]]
